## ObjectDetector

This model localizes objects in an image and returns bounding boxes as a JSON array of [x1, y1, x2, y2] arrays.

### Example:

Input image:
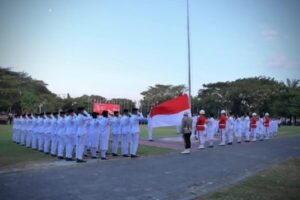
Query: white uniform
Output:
[[243, 116, 250, 141], [57, 116, 67, 157], [99, 117, 110, 158], [226, 116, 234, 144], [120, 115, 130, 156], [206, 117, 216, 146], [192, 116, 198, 139], [26, 117, 33, 148], [20, 117, 27, 145], [65, 115, 77, 159], [129, 114, 143, 156], [111, 116, 121, 154], [234, 117, 242, 143], [37, 117, 45, 151], [147, 115, 153, 141], [75, 113, 91, 160], [88, 118, 101, 157], [31, 117, 39, 150], [50, 116, 59, 155], [44, 116, 52, 153]]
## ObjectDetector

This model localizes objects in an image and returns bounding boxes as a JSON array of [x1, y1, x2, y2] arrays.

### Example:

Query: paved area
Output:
[[1, 136, 300, 200]]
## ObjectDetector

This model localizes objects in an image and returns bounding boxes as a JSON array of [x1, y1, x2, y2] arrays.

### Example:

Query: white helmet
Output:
[[221, 110, 226, 114], [184, 111, 189, 116], [265, 112, 269, 116], [252, 113, 257, 116], [199, 110, 205, 115]]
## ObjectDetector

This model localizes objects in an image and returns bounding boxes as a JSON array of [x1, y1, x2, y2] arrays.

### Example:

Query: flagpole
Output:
[[186, 0, 192, 108]]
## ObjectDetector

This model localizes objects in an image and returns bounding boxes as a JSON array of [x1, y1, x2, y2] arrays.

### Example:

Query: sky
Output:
[[0, 0, 299, 101]]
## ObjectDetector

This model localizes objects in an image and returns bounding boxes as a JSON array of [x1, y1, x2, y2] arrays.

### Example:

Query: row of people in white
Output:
[[11, 107, 144, 162], [191, 111, 279, 149]]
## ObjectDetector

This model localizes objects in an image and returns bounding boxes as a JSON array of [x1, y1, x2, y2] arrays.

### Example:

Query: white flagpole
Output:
[[186, 0, 192, 107]]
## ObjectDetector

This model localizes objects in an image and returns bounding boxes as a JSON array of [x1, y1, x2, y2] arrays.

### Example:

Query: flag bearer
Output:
[[218, 110, 227, 146], [250, 113, 258, 142], [263, 113, 271, 139], [196, 110, 206, 149]]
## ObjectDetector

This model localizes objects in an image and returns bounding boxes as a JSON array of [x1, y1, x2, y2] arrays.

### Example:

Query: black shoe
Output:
[[112, 153, 119, 157], [39, 150, 43, 152], [51, 154, 56, 157], [237, 141, 241, 144], [130, 154, 139, 158], [227, 142, 233, 145], [148, 139, 154, 142], [84, 154, 88, 157], [91, 156, 98, 159], [122, 154, 129, 157], [245, 140, 250, 143], [76, 159, 86, 163], [58, 156, 64, 160], [208, 145, 214, 148], [260, 139, 264, 141], [101, 157, 107, 160], [65, 158, 74, 161], [16, 142, 20, 144], [44, 152, 49, 155]]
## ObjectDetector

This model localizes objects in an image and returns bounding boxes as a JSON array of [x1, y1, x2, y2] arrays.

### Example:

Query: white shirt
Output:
[[110, 116, 121, 135], [75, 114, 91, 136], [120, 115, 130, 134], [129, 114, 143, 133]]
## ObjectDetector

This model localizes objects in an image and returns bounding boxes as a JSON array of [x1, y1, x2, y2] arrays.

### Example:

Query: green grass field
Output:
[[0, 125, 174, 170], [198, 158, 300, 200]]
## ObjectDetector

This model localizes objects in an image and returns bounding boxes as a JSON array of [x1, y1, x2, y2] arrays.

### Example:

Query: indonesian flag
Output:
[[150, 94, 191, 128]]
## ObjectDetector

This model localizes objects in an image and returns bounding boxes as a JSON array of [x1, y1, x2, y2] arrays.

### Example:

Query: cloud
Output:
[[261, 27, 278, 42], [265, 54, 295, 69]]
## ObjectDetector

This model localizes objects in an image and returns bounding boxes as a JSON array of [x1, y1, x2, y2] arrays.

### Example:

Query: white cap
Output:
[[252, 113, 257, 116], [221, 110, 226, 114], [199, 110, 205, 115], [265, 113, 269, 116], [184, 111, 189, 116]]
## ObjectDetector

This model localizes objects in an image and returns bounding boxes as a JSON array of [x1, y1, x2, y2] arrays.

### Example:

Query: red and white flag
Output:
[[150, 94, 191, 128]]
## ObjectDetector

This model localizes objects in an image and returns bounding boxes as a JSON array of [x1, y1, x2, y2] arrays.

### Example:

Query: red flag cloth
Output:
[[93, 103, 120, 115], [150, 94, 190, 128]]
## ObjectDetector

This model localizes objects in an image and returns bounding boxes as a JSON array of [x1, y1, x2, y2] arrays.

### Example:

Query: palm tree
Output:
[[286, 78, 300, 89]]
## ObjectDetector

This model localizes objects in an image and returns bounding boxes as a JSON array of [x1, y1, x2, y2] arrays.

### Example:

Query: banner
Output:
[[93, 103, 120, 114]]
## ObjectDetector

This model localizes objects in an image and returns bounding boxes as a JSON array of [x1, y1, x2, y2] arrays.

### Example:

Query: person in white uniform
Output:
[[147, 112, 153, 141], [37, 113, 45, 152], [43, 112, 53, 154], [243, 113, 251, 142], [57, 111, 67, 159], [31, 114, 39, 150], [65, 109, 77, 161], [89, 112, 101, 159], [120, 109, 130, 157], [111, 111, 121, 156], [129, 108, 143, 158], [225, 112, 234, 145], [206, 113, 216, 148], [192, 113, 198, 140], [26, 114, 33, 148], [99, 111, 110, 160], [75, 107, 91, 163], [20, 114, 27, 146], [233, 114, 242, 143], [50, 112, 59, 156]]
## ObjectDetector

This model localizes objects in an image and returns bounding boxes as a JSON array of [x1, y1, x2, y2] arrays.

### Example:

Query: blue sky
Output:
[[0, 0, 299, 100]]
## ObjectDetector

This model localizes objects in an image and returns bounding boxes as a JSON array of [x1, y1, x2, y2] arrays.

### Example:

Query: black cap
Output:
[[60, 111, 66, 115], [68, 109, 74, 114], [77, 107, 85, 112], [46, 112, 52, 115], [114, 111, 119, 115], [123, 109, 129, 113], [92, 112, 99, 118], [132, 108, 138, 112], [53, 112, 58, 115]]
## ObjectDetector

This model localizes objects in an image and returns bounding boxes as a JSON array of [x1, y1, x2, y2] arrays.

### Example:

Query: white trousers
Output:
[[121, 134, 129, 155], [26, 131, 32, 147], [57, 135, 66, 157], [44, 134, 51, 153], [197, 131, 206, 145], [243, 129, 250, 141], [100, 131, 110, 151], [219, 128, 226, 145], [226, 129, 233, 143], [76, 135, 87, 160], [50, 135, 58, 155], [38, 133, 44, 151], [112, 134, 120, 154], [264, 127, 270, 138], [130, 132, 139, 155], [21, 131, 26, 145], [31, 132, 38, 149], [251, 128, 257, 140], [65, 134, 75, 158], [148, 125, 153, 140]]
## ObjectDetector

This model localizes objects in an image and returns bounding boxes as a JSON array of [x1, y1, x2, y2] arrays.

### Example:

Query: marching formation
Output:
[[11, 107, 144, 162], [181, 110, 279, 154]]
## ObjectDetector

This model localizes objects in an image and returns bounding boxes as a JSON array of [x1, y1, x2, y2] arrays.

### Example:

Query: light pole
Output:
[[186, 0, 192, 107]]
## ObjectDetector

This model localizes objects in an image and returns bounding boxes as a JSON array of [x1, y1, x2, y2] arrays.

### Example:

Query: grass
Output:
[[140, 125, 179, 138], [198, 158, 300, 200], [278, 125, 300, 137], [0, 125, 173, 170]]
